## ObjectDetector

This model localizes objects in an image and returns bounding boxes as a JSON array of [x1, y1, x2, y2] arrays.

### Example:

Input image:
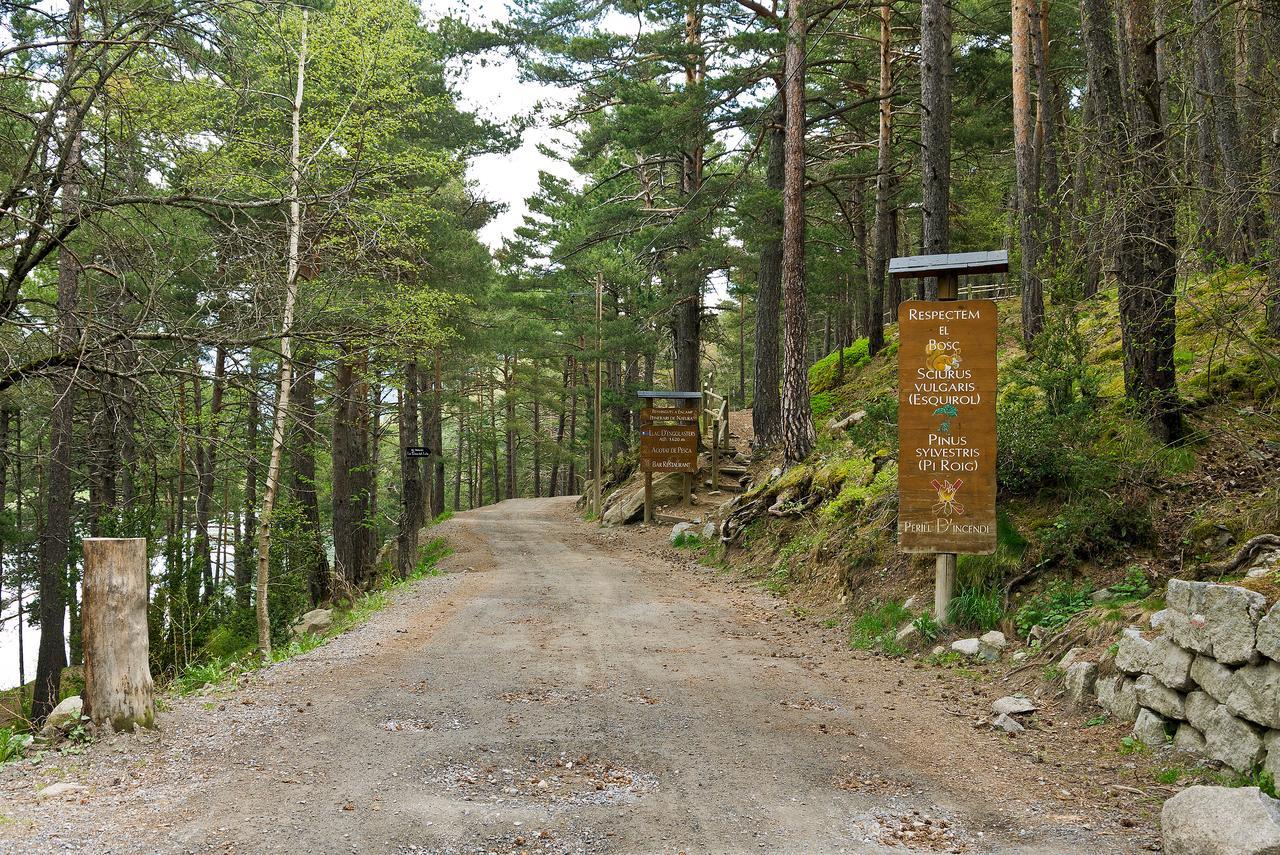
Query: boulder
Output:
[[1064, 661, 1098, 706], [950, 638, 983, 657], [291, 608, 332, 638], [992, 695, 1037, 716], [1203, 705, 1266, 773], [43, 695, 83, 733], [1161, 786, 1280, 855], [1147, 636, 1195, 690], [1167, 578, 1211, 614], [1058, 647, 1086, 670], [1096, 674, 1140, 723], [1185, 690, 1219, 732], [991, 713, 1025, 734], [1135, 674, 1186, 720], [1133, 707, 1174, 746], [1116, 628, 1154, 675], [979, 630, 1008, 651], [1266, 732, 1280, 785], [1173, 723, 1206, 754], [1191, 654, 1238, 705], [1150, 609, 1171, 631], [1227, 660, 1280, 729], [1203, 584, 1267, 665], [1256, 601, 1280, 663]]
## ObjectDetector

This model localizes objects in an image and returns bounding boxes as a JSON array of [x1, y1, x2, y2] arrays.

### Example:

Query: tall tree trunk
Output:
[[504, 355, 516, 500], [34, 0, 84, 721], [1193, 0, 1254, 261], [254, 10, 307, 658], [236, 379, 258, 607], [1013, 0, 1044, 344], [532, 359, 542, 498], [397, 362, 423, 577], [194, 346, 226, 603], [550, 357, 568, 497], [430, 353, 445, 517], [566, 365, 579, 494], [752, 106, 784, 446], [453, 378, 465, 511], [780, 0, 816, 464], [673, 2, 705, 393], [291, 354, 329, 605], [1033, 0, 1061, 245], [850, 177, 871, 341], [869, 0, 893, 346], [362, 377, 378, 573], [488, 378, 499, 502], [1262, 0, 1280, 336], [919, 0, 952, 299]]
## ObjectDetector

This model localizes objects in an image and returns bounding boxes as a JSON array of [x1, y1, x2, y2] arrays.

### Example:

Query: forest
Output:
[[1, 0, 1278, 733]]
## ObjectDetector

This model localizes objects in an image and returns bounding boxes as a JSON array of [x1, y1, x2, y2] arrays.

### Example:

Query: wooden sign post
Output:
[[891, 251, 1006, 625], [637, 391, 702, 523]]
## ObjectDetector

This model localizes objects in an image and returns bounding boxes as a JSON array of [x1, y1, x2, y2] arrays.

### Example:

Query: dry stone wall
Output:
[[1082, 579, 1280, 777]]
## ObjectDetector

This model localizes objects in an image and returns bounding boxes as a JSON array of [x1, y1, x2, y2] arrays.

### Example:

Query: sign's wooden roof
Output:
[[637, 390, 704, 400], [888, 250, 1009, 279]]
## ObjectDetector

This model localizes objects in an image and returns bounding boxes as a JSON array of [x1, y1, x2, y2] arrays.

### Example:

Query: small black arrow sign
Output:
[[406, 446, 433, 457]]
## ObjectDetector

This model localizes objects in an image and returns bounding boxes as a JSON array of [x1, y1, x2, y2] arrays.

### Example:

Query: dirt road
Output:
[[0, 498, 1154, 853]]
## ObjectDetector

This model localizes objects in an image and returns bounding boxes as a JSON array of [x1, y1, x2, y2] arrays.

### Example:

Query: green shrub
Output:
[[1039, 495, 1152, 567], [0, 727, 32, 765], [949, 585, 1004, 631], [1015, 579, 1094, 638], [912, 611, 940, 642], [841, 394, 898, 451], [173, 657, 239, 695], [996, 397, 1085, 495], [850, 600, 911, 654], [808, 338, 871, 394], [1107, 565, 1152, 600]]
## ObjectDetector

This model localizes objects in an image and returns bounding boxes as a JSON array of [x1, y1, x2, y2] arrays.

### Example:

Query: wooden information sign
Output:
[[639, 406, 700, 473], [897, 299, 997, 554]]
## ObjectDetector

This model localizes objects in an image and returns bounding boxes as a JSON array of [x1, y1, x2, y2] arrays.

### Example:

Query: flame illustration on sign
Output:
[[931, 479, 965, 516]]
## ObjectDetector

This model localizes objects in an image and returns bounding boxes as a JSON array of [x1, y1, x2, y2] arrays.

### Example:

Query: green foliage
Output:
[[672, 532, 704, 549], [173, 657, 240, 696], [1107, 565, 1153, 600], [0, 727, 32, 765], [1015, 579, 1095, 638], [849, 600, 910, 655], [1013, 307, 1100, 416], [417, 537, 453, 575], [996, 396, 1086, 495], [1153, 766, 1184, 785], [949, 585, 1004, 631], [1039, 496, 1153, 568], [841, 394, 898, 452], [821, 462, 896, 521], [810, 391, 836, 421], [1083, 714, 1109, 728], [1118, 735, 1151, 756], [912, 611, 940, 643], [808, 338, 871, 395]]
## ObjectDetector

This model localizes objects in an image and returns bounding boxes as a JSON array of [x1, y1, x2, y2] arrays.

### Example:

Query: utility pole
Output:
[[594, 272, 604, 523]]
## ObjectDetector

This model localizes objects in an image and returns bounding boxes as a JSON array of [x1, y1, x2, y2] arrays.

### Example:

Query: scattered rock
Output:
[[992, 695, 1037, 716], [1029, 624, 1046, 643], [1255, 601, 1280, 662], [979, 630, 1007, 651], [1059, 647, 1086, 669], [950, 638, 983, 657], [1091, 589, 1114, 604], [1135, 674, 1187, 720], [1227, 659, 1280, 729], [894, 623, 919, 645], [1266, 732, 1280, 784], [1133, 707, 1174, 747], [1097, 674, 1140, 723], [1161, 786, 1280, 855], [700, 522, 717, 541], [1065, 661, 1098, 706], [602, 473, 685, 525], [291, 608, 333, 638], [902, 595, 919, 612], [1190, 654, 1237, 705], [37, 782, 86, 800], [1172, 723, 1206, 754], [991, 713, 1025, 734], [669, 522, 694, 543], [1203, 705, 1266, 773], [1150, 609, 1171, 631]]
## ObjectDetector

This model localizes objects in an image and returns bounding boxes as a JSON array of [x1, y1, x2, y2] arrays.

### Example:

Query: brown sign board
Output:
[[897, 299, 998, 554], [639, 406, 700, 473]]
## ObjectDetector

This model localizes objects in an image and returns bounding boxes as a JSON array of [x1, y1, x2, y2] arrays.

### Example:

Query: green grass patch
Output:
[[849, 600, 911, 655], [0, 727, 32, 765]]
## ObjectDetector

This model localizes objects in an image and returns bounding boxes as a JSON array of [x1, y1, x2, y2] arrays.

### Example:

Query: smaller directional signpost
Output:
[[405, 446, 433, 458], [637, 391, 702, 523]]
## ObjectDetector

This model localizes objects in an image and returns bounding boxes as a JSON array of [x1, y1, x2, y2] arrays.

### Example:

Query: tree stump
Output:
[[83, 538, 155, 731]]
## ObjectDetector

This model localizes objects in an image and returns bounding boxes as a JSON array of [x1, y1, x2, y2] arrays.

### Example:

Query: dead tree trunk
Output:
[[82, 538, 155, 732]]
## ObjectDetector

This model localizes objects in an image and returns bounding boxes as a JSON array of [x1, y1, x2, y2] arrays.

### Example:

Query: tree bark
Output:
[[1013, 0, 1044, 344], [34, 0, 84, 722], [82, 538, 155, 732], [753, 106, 784, 447], [780, 0, 815, 464], [919, 0, 952, 299], [254, 10, 307, 657], [290, 354, 329, 605], [870, 0, 893, 346], [193, 346, 226, 603], [397, 362, 423, 577], [332, 349, 363, 590], [236, 378, 258, 607]]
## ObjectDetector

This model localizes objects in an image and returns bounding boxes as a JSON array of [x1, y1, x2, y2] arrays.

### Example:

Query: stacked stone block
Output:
[[1083, 579, 1280, 777]]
